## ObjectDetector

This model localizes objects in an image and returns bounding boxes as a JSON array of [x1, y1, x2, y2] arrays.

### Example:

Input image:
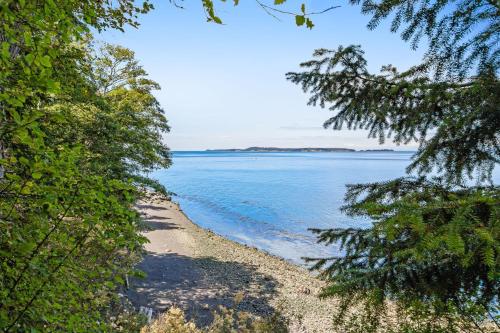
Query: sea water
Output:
[[152, 151, 499, 265]]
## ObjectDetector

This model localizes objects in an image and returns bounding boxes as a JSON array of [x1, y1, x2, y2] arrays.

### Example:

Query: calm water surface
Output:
[[153, 151, 499, 265]]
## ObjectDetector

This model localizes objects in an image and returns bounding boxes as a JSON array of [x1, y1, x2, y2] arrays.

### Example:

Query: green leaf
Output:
[[306, 18, 314, 29], [32, 172, 43, 180], [8, 97, 24, 107], [46, 79, 61, 93], [114, 275, 125, 284], [482, 246, 495, 268], [9, 110, 22, 124], [25, 53, 35, 65], [1, 42, 9, 59], [19, 156, 30, 166], [295, 15, 305, 26], [40, 55, 52, 67], [24, 32, 33, 46]]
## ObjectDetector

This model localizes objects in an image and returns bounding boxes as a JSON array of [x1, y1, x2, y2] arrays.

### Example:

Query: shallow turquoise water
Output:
[[152, 151, 498, 265]]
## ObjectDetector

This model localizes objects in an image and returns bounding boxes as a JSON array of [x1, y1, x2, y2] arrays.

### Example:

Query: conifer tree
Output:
[[287, 1, 499, 332]]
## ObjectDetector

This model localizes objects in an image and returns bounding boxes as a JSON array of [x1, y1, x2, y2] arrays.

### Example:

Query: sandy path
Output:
[[127, 197, 338, 332]]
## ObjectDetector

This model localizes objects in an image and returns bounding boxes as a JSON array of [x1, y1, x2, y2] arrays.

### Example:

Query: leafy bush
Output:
[[141, 305, 288, 333]]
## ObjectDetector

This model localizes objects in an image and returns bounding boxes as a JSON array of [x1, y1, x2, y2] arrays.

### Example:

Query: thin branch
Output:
[[0, 186, 79, 309], [1, 179, 28, 222], [0, 179, 14, 196], [5, 224, 96, 332], [486, 309, 500, 329], [255, 1, 340, 17], [255, 1, 281, 21], [169, 0, 185, 9], [308, 5, 342, 15]]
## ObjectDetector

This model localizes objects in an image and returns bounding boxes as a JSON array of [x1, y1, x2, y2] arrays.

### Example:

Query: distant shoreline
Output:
[[205, 147, 394, 153]]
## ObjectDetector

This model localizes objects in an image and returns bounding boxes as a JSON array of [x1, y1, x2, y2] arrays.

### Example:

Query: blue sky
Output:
[[99, 0, 425, 151]]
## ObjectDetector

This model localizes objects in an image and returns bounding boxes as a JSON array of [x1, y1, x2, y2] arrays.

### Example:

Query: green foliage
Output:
[[200, 0, 334, 29], [288, 0, 500, 332], [308, 178, 499, 331], [45, 42, 171, 192], [287, 46, 499, 184], [141, 304, 288, 333], [351, 0, 499, 79], [0, 1, 170, 331]]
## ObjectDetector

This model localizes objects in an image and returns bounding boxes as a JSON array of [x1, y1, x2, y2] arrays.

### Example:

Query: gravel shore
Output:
[[128, 197, 338, 332]]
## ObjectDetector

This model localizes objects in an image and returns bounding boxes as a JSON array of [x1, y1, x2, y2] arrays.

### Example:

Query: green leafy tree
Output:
[[45, 42, 171, 193], [287, 1, 499, 332]]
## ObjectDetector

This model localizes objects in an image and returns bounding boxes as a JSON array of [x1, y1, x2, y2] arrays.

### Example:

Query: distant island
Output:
[[206, 147, 394, 152], [358, 149, 395, 152]]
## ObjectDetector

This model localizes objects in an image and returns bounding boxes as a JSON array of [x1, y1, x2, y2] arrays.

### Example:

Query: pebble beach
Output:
[[128, 197, 339, 332]]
